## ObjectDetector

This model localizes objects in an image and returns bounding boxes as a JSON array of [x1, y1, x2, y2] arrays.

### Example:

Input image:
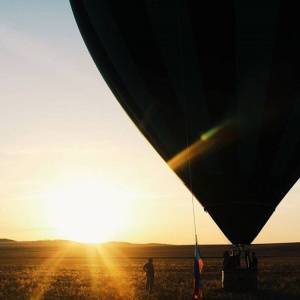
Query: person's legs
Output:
[[148, 277, 154, 293], [146, 277, 150, 292]]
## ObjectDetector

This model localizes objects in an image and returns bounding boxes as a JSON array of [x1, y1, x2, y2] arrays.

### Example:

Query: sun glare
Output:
[[41, 179, 132, 243]]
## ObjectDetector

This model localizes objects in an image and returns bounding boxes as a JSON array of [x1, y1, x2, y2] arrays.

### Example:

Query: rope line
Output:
[[176, 0, 197, 240]]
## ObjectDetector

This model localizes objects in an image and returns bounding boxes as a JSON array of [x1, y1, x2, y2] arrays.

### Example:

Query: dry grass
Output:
[[0, 242, 299, 299]]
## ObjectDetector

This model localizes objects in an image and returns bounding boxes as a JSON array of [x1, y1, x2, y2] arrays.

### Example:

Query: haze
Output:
[[0, 1, 299, 245]]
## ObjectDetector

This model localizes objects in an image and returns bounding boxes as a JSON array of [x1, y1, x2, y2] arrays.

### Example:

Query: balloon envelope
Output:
[[70, 0, 300, 244]]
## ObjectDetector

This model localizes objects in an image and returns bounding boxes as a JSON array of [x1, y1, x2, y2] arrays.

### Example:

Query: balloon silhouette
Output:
[[70, 1, 300, 244]]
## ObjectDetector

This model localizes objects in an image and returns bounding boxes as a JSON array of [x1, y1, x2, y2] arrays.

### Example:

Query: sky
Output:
[[0, 0, 299, 245]]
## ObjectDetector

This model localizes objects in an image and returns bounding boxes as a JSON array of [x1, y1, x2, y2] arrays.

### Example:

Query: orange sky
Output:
[[0, 1, 299, 245]]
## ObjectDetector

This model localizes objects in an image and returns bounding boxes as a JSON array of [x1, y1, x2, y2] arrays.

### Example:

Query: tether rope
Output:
[[176, 0, 197, 240]]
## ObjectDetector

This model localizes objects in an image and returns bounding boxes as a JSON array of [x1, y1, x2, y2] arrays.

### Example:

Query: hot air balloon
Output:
[[69, 0, 300, 246]]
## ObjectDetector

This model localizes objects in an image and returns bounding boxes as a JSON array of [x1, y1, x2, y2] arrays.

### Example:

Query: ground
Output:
[[0, 241, 299, 299]]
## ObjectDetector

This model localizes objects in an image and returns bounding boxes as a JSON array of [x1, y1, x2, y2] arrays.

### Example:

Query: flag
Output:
[[194, 239, 204, 299]]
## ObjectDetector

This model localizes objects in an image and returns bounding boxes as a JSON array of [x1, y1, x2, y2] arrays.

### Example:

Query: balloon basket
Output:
[[222, 269, 258, 291], [222, 244, 258, 290]]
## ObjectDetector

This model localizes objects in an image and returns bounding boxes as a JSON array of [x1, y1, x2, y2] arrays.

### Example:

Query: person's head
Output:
[[148, 257, 153, 263], [252, 252, 256, 257]]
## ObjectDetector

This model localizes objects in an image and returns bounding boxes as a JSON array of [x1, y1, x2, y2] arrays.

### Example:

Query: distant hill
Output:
[[1, 239, 299, 257], [102, 241, 169, 247], [0, 239, 16, 243], [0, 239, 299, 259]]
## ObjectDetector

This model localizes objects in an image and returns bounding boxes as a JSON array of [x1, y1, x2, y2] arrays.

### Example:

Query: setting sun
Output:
[[41, 179, 132, 243]]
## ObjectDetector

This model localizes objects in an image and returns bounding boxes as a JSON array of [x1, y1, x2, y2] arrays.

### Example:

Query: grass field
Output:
[[0, 241, 299, 299]]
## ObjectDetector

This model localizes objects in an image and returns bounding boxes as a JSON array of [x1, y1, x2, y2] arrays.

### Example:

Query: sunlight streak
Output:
[[168, 120, 234, 171], [30, 243, 75, 300], [84, 244, 101, 294], [92, 244, 134, 298]]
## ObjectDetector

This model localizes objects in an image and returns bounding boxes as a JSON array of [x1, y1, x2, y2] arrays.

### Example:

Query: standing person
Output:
[[143, 258, 155, 294], [250, 252, 258, 270], [222, 251, 230, 270], [233, 250, 241, 269], [245, 250, 251, 268]]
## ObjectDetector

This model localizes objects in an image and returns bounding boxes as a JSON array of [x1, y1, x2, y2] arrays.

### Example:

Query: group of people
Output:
[[143, 250, 258, 295], [223, 250, 258, 270]]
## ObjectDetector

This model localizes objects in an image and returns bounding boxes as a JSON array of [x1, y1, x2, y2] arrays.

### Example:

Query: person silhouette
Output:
[[250, 252, 258, 270], [143, 258, 155, 294], [222, 251, 235, 270]]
